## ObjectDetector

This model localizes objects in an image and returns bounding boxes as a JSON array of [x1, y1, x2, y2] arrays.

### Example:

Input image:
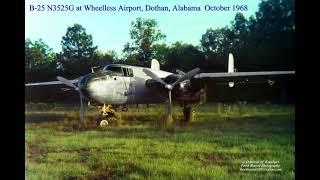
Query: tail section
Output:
[[228, 53, 234, 87], [151, 59, 160, 71]]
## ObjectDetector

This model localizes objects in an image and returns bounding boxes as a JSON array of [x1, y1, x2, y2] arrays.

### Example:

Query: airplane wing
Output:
[[192, 71, 294, 88], [194, 71, 295, 82], [192, 53, 294, 85], [25, 79, 79, 86]]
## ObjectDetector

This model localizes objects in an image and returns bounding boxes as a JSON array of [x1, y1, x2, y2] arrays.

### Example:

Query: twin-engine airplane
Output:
[[25, 53, 295, 126]]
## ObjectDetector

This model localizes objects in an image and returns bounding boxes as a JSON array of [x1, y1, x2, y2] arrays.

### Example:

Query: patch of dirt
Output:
[[26, 143, 47, 158], [49, 147, 102, 154], [59, 117, 99, 132], [196, 153, 228, 165], [195, 152, 248, 173], [25, 140, 48, 162], [125, 120, 144, 126], [195, 152, 246, 165], [61, 176, 78, 180], [57, 115, 126, 132], [86, 162, 115, 180]]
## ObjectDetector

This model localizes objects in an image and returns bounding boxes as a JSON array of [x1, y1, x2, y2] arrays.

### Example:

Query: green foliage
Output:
[[93, 50, 117, 67], [165, 42, 206, 72], [123, 18, 166, 65], [61, 24, 97, 59], [25, 0, 295, 102], [121, 54, 144, 66], [25, 39, 55, 71], [253, 0, 295, 37], [201, 27, 234, 55], [25, 39, 57, 82], [243, 0, 295, 71], [59, 24, 98, 77], [151, 43, 169, 65], [200, 0, 295, 71], [231, 13, 249, 55]]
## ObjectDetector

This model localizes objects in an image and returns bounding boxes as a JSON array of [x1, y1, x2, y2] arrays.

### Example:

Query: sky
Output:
[[25, 0, 261, 56]]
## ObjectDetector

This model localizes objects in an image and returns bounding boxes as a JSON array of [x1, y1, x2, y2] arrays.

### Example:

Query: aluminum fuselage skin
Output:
[[81, 65, 172, 105]]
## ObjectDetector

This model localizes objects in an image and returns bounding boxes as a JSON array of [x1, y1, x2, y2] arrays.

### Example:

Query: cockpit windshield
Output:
[[103, 65, 123, 76], [89, 71, 112, 81], [102, 65, 134, 77]]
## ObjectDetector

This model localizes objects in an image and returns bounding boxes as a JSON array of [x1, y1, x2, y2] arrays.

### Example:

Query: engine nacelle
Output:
[[164, 74, 180, 84], [146, 73, 205, 104], [174, 88, 207, 105]]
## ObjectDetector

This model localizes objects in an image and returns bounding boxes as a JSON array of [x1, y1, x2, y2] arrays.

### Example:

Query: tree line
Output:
[[26, 0, 295, 82], [25, 0, 295, 103]]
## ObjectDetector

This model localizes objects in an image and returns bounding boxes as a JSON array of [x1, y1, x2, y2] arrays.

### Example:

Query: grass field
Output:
[[25, 103, 295, 179]]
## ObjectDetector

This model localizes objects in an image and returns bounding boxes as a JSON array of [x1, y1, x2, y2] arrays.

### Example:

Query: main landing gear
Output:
[[96, 104, 116, 127], [183, 105, 196, 122]]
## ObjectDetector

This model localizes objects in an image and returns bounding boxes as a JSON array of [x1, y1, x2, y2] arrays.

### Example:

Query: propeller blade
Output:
[[57, 76, 78, 89], [79, 91, 84, 120], [172, 68, 200, 87], [144, 67, 199, 123], [57, 76, 85, 120], [143, 68, 167, 86], [168, 90, 172, 117]]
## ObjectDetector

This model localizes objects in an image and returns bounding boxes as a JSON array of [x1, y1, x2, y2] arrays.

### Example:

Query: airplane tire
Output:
[[99, 119, 109, 127]]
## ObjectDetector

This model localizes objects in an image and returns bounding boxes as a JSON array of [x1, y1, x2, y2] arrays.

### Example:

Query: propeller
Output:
[[143, 68, 200, 118], [57, 76, 84, 120]]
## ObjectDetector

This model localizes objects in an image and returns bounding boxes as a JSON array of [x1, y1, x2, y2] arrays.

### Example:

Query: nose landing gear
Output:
[[97, 104, 116, 127], [99, 119, 109, 127]]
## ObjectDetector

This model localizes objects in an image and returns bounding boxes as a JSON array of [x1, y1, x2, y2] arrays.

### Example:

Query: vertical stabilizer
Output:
[[151, 59, 160, 71], [228, 53, 234, 87]]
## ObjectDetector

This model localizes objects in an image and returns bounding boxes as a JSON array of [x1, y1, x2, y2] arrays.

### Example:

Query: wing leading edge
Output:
[[194, 71, 294, 82], [195, 71, 294, 79], [25, 79, 79, 86]]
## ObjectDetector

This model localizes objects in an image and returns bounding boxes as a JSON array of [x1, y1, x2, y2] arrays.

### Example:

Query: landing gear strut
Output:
[[183, 105, 194, 122], [97, 104, 116, 127]]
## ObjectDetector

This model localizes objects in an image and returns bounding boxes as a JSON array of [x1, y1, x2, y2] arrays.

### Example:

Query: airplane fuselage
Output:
[[80, 65, 173, 105]]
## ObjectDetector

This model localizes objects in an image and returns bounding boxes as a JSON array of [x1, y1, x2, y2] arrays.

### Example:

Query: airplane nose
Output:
[[77, 72, 114, 104]]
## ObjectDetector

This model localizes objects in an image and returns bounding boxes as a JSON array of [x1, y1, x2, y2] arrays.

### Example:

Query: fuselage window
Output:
[[103, 65, 133, 77]]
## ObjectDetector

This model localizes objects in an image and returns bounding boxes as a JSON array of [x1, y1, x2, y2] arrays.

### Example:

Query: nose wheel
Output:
[[99, 119, 109, 127], [97, 104, 116, 127]]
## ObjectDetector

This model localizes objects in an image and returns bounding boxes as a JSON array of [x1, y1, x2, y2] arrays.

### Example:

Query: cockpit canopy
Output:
[[102, 64, 134, 77]]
